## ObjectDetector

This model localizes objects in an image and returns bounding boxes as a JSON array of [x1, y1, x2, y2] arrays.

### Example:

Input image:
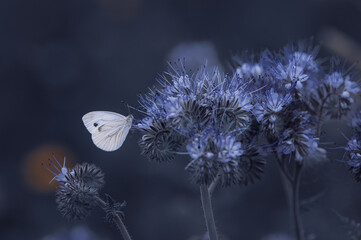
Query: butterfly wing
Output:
[[82, 111, 126, 134], [82, 111, 132, 151]]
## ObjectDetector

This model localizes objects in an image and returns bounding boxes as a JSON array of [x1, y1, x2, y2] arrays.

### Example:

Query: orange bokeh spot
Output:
[[23, 145, 76, 193]]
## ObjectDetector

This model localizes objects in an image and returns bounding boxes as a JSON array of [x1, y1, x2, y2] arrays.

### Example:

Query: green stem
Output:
[[96, 197, 133, 240], [274, 152, 305, 240], [200, 184, 219, 240], [291, 164, 305, 240], [208, 173, 221, 196]]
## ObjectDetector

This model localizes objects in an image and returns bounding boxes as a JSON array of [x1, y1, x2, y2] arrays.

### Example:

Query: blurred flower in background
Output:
[[167, 41, 222, 72], [261, 233, 294, 240], [41, 225, 108, 240]]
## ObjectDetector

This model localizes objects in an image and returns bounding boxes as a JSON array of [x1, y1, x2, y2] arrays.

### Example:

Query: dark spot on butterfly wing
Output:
[[94, 123, 98, 127]]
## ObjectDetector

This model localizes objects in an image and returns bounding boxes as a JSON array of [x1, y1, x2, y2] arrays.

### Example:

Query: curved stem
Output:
[[316, 93, 336, 135], [200, 184, 219, 240], [291, 164, 305, 240], [96, 197, 133, 240], [208, 173, 221, 196], [275, 153, 293, 182], [274, 152, 305, 240]]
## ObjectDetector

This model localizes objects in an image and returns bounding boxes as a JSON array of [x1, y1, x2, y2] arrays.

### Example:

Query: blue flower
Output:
[[186, 131, 219, 185], [273, 61, 309, 90], [253, 88, 292, 134], [232, 51, 264, 79], [216, 135, 243, 161], [326, 72, 360, 98], [277, 128, 317, 162], [186, 131, 246, 186], [164, 96, 183, 119], [261, 40, 321, 92], [42, 154, 68, 183], [351, 110, 361, 129], [41, 226, 107, 240], [236, 63, 263, 79], [345, 136, 361, 181]]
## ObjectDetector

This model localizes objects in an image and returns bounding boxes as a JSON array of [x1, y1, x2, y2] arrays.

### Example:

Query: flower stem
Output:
[[208, 173, 221, 196], [291, 164, 304, 240], [96, 197, 133, 240], [200, 184, 219, 240], [274, 153, 305, 240]]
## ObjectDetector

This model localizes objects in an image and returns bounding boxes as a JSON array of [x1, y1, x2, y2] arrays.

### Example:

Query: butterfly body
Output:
[[82, 111, 133, 152]]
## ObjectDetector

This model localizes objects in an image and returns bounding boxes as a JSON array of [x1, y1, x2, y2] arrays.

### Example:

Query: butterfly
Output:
[[82, 111, 133, 152]]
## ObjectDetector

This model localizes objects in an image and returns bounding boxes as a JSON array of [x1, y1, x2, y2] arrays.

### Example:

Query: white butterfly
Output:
[[82, 111, 133, 152]]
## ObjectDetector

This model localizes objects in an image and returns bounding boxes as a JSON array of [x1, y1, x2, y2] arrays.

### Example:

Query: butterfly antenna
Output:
[[120, 100, 149, 115]]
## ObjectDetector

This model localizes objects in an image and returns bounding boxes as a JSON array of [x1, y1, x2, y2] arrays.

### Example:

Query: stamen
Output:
[[41, 163, 57, 176], [52, 153, 63, 169], [49, 159, 61, 172], [184, 158, 197, 170]]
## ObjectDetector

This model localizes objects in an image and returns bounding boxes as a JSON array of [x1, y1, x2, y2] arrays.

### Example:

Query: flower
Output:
[[51, 161, 105, 220], [345, 136, 361, 182], [238, 147, 266, 185], [186, 131, 219, 185], [351, 109, 361, 129], [41, 154, 68, 183], [56, 178, 98, 220], [138, 120, 183, 162], [69, 163, 105, 190], [253, 88, 292, 135], [308, 59, 359, 120], [277, 128, 317, 162], [261, 233, 294, 240], [261, 40, 321, 92], [41, 226, 107, 240], [236, 63, 263, 79]]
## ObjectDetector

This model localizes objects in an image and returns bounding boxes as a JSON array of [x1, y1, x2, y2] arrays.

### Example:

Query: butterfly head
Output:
[[126, 114, 134, 125]]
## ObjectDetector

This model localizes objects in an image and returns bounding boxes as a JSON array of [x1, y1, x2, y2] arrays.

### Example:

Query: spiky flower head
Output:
[[308, 58, 359, 120], [345, 136, 361, 182], [138, 119, 183, 162], [261, 39, 321, 93], [351, 109, 361, 130], [52, 162, 105, 220], [186, 131, 245, 186], [56, 177, 98, 220], [253, 88, 292, 136]]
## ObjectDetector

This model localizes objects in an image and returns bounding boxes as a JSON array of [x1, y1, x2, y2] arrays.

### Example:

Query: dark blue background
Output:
[[1, 0, 361, 239]]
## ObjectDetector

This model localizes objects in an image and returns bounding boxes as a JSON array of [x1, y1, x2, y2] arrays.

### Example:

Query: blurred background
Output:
[[2, 0, 361, 239]]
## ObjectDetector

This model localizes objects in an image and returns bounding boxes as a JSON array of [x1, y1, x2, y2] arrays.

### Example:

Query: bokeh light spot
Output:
[[23, 145, 76, 193]]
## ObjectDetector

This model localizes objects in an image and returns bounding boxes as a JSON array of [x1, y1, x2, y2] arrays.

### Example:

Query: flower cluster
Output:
[[137, 40, 359, 186], [308, 59, 360, 120], [232, 40, 359, 165], [137, 62, 265, 186], [345, 111, 361, 181]]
